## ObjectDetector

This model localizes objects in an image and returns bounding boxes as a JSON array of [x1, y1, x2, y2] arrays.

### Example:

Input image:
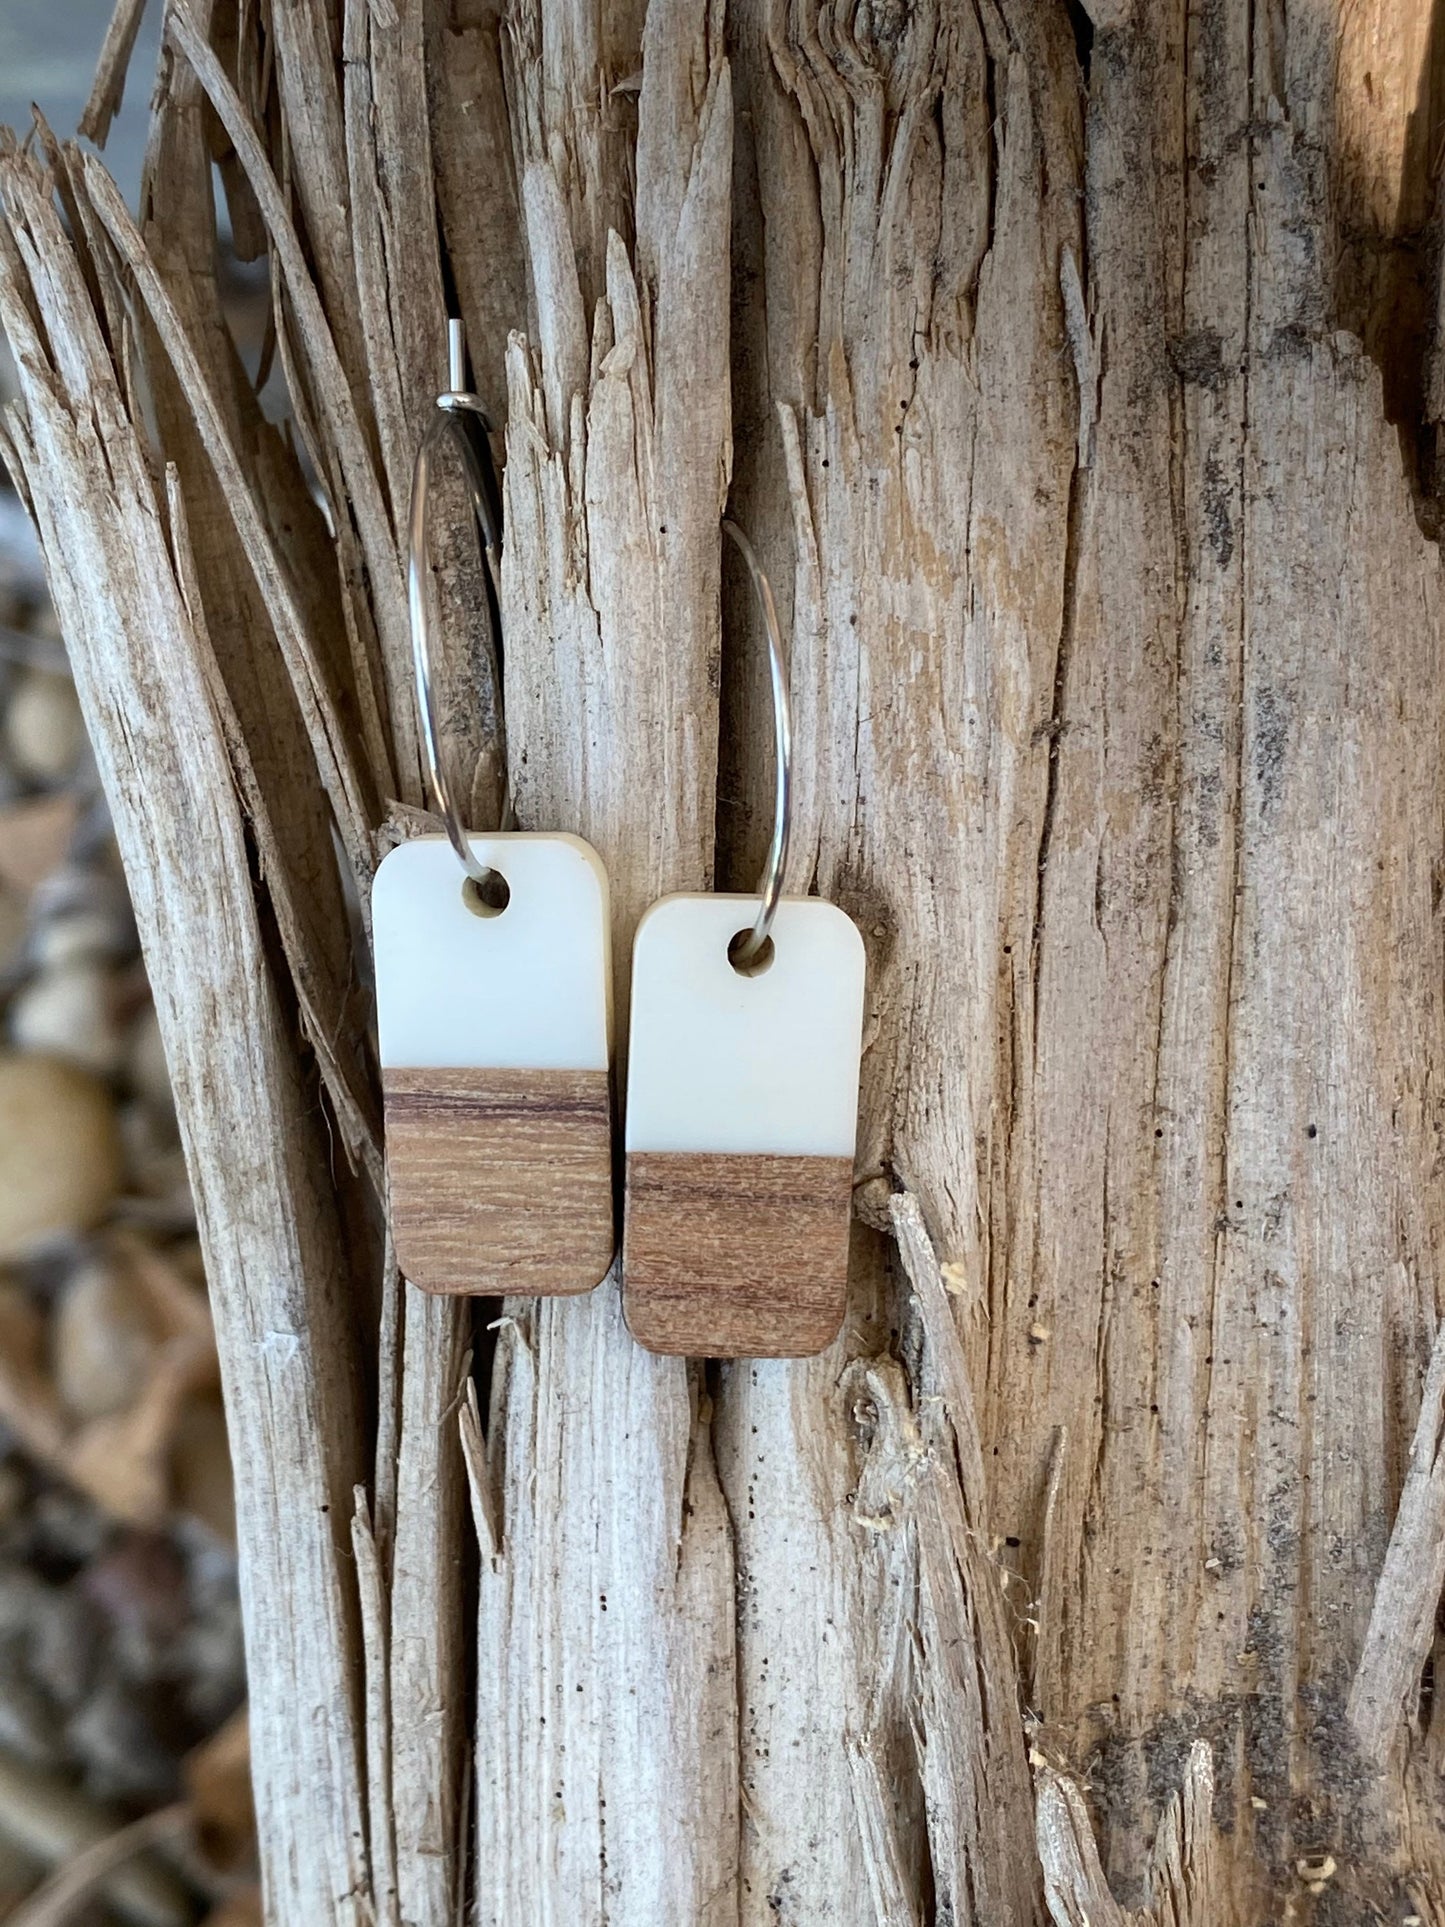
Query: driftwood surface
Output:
[[3, 0, 1445, 1921]]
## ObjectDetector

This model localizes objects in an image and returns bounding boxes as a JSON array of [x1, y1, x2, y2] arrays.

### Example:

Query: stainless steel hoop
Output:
[[723, 518, 792, 969], [407, 319, 505, 888]]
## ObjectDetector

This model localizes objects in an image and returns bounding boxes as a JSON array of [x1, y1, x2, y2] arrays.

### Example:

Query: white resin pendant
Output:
[[373, 833, 614, 1297], [622, 893, 866, 1356]]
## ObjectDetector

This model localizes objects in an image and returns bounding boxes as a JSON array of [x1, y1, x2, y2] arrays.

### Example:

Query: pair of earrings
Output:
[[371, 328, 865, 1359]]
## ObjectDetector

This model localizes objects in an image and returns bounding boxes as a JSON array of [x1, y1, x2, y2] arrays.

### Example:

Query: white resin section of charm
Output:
[[625, 894, 865, 1157], [372, 834, 610, 1071]]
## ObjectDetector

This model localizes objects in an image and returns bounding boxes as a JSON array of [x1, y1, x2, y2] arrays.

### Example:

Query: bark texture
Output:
[[3, 0, 1445, 1921]]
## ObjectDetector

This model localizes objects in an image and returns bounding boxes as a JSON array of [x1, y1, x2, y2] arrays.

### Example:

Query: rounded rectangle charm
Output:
[[622, 893, 865, 1357], [374, 833, 615, 1297]]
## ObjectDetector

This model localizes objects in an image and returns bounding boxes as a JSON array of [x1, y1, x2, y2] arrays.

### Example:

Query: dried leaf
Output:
[[200, 1893, 262, 1927], [0, 1280, 66, 1464], [0, 792, 79, 896], [62, 1239, 218, 1524], [184, 1707, 254, 1876], [0, 1755, 188, 1927]]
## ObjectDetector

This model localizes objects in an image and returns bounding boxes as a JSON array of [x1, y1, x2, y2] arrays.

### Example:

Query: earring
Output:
[[622, 521, 866, 1357], [373, 322, 615, 1298]]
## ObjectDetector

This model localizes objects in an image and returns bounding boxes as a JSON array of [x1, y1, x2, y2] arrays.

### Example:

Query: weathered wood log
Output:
[[0, 151, 370, 1925], [3, 0, 1445, 1920]]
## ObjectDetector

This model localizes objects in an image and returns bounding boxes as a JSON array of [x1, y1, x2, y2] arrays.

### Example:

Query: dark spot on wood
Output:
[[1252, 684, 1288, 815], [1168, 329, 1231, 389], [1201, 451, 1235, 565]]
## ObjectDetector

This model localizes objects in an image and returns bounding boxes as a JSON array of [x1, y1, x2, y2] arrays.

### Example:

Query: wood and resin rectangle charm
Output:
[[373, 834, 614, 1296], [622, 895, 865, 1357]]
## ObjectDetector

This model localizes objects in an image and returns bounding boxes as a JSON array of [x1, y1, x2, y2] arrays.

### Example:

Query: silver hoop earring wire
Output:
[[407, 318, 506, 890], [722, 518, 792, 969]]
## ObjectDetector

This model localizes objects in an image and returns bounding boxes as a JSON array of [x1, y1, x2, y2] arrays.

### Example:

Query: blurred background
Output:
[[0, 6, 255, 1923]]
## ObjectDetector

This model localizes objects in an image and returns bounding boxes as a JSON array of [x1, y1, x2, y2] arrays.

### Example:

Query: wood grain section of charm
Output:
[[622, 1152, 853, 1357], [384, 1067, 614, 1296]]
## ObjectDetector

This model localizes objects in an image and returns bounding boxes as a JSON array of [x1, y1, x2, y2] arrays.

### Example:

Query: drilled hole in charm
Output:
[[728, 930, 775, 977], [462, 870, 511, 918]]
